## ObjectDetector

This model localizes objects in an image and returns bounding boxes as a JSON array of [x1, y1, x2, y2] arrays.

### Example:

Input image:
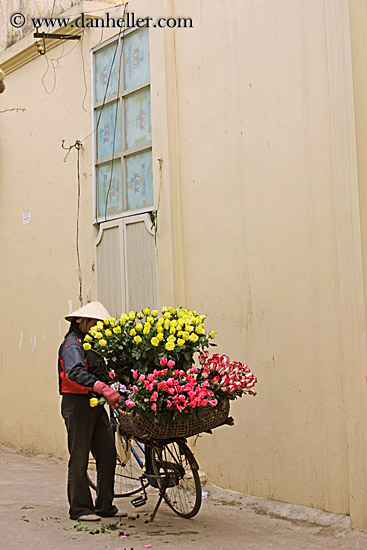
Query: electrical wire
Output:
[[60, 0, 129, 302], [50, 0, 57, 18], [41, 53, 57, 94], [80, 34, 89, 113], [103, 3, 127, 220], [76, 141, 83, 306], [79, 28, 122, 145]]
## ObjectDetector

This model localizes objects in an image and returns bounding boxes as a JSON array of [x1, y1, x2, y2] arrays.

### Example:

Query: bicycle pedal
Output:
[[131, 496, 147, 508]]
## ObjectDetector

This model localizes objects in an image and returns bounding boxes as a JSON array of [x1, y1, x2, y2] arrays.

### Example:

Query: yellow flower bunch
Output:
[[82, 306, 217, 385]]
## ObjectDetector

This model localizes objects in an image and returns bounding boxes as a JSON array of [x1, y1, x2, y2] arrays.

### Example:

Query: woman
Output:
[[58, 301, 126, 521]]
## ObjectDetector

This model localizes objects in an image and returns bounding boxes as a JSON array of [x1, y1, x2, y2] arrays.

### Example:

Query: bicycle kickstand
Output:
[[149, 474, 171, 522]]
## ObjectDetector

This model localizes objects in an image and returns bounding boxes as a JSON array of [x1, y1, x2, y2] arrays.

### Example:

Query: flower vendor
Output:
[[58, 301, 126, 522]]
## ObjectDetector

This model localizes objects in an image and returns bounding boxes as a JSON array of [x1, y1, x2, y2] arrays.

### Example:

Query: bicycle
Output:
[[87, 407, 202, 520]]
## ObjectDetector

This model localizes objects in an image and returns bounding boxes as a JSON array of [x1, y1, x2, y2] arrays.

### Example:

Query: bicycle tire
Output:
[[87, 431, 147, 498], [146, 440, 202, 518]]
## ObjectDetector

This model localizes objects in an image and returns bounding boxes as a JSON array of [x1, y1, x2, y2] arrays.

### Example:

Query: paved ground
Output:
[[1, 443, 367, 549]]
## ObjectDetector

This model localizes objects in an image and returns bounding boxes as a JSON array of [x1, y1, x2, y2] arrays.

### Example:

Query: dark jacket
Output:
[[58, 330, 109, 395]]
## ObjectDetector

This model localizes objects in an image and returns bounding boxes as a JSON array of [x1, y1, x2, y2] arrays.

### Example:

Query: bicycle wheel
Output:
[[146, 440, 202, 518], [87, 431, 147, 497]]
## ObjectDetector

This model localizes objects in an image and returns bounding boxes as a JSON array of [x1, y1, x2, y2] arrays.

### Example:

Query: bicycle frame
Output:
[[102, 407, 203, 521], [110, 407, 146, 468]]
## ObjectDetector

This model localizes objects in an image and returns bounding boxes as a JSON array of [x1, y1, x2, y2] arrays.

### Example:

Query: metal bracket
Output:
[[34, 32, 80, 56]]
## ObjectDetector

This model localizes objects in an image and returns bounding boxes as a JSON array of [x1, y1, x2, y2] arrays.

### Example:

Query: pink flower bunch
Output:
[[198, 352, 257, 398], [122, 359, 219, 417]]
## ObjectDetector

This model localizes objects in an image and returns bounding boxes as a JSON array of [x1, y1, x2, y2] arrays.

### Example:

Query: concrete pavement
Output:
[[1, 443, 367, 549]]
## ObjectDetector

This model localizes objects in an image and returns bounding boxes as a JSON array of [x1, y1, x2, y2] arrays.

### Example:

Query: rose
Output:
[[85, 307, 217, 386]]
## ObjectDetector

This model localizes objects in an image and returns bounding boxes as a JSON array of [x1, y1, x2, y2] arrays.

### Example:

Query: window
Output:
[[93, 27, 153, 223], [92, 26, 157, 314]]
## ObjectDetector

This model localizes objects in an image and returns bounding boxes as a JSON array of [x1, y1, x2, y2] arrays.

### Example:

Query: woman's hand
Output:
[[93, 381, 121, 408]]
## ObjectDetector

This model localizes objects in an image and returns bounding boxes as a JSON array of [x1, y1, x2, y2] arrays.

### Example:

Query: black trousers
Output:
[[61, 394, 118, 520]]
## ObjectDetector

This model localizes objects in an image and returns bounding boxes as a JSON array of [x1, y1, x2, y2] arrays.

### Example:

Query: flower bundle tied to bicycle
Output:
[[83, 307, 257, 439]]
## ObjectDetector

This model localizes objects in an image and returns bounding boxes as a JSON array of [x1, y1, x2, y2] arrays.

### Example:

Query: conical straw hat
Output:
[[65, 301, 111, 322]]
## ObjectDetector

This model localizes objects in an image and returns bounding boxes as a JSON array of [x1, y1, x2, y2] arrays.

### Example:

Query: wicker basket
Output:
[[118, 398, 230, 441]]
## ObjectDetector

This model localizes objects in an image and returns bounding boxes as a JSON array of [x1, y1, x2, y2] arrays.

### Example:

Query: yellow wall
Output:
[[1, 0, 367, 529], [0, 20, 95, 459]]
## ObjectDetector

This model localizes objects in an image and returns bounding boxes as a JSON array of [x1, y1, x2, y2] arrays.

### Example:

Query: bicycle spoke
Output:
[[87, 433, 147, 498], [147, 441, 202, 518]]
